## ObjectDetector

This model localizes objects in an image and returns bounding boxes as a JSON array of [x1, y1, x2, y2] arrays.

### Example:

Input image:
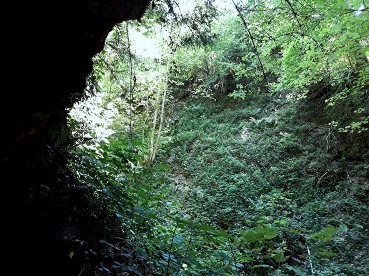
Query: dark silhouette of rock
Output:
[[1, 1, 150, 274]]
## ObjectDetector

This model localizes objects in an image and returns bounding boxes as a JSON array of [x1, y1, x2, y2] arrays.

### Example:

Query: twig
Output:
[[306, 246, 314, 275], [316, 171, 329, 187]]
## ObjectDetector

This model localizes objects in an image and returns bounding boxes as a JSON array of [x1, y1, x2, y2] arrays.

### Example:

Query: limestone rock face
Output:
[[2, 1, 150, 274]]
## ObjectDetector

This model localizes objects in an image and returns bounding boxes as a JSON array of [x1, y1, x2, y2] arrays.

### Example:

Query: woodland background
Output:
[[54, 0, 368, 274]]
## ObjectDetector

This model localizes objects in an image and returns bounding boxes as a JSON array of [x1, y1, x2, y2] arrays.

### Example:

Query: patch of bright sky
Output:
[[131, 0, 234, 58], [213, 0, 234, 11], [130, 29, 163, 59], [354, 3, 365, 16]]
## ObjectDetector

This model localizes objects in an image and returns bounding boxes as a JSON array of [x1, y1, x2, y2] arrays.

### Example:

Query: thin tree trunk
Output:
[[149, 95, 159, 161], [151, 88, 167, 162]]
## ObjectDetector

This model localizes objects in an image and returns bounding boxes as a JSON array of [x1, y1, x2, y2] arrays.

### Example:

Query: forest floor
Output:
[[157, 92, 369, 275]]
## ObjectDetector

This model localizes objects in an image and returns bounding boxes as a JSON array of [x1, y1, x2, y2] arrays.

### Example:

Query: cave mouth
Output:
[[2, 1, 151, 275]]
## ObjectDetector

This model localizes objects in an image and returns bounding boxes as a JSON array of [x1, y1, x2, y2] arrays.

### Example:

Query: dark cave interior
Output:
[[2, 1, 151, 274]]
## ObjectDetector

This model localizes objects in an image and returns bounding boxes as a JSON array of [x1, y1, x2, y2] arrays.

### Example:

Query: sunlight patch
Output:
[[241, 127, 250, 141]]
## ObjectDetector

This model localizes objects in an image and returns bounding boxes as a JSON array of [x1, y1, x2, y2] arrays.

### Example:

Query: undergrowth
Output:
[[157, 93, 369, 275], [67, 91, 368, 275]]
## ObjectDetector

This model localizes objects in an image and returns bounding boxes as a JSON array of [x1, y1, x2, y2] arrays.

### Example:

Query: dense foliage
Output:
[[66, 0, 369, 274]]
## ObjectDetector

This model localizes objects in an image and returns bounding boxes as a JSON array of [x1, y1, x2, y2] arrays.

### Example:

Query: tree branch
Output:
[[231, 0, 267, 82]]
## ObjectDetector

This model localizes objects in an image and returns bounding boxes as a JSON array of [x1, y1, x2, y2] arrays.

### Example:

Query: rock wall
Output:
[[2, 0, 150, 274], [2, 0, 150, 163]]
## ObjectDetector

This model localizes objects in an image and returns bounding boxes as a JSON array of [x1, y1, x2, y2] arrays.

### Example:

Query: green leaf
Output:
[[285, 265, 305, 276], [214, 229, 233, 239], [195, 223, 215, 232], [153, 163, 172, 171], [240, 226, 278, 243], [239, 255, 253, 262], [272, 252, 289, 263], [279, 219, 287, 225], [311, 226, 340, 242], [316, 248, 337, 258]]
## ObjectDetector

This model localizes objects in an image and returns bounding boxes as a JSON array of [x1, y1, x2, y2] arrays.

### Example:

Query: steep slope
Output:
[[159, 94, 369, 274]]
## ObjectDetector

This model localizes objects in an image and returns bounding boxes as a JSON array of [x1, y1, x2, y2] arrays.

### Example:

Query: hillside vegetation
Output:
[[64, 1, 369, 274], [158, 93, 369, 275]]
